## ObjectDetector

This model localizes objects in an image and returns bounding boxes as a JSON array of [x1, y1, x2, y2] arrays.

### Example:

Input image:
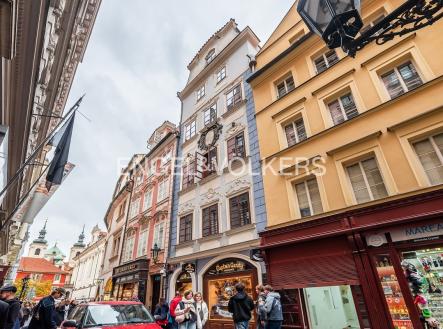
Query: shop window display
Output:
[[176, 272, 193, 296], [401, 247, 443, 329], [303, 285, 360, 329], [374, 254, 413, 329]]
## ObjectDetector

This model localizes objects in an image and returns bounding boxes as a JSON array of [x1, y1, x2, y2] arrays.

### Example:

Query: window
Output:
[[206, 49, 216, 64], [143, 189, 152, 211], [129, 199, 140, 218], [149, 161, 157, 176], [179, 214, 193, 243], [53, 274, 60, 282], [327, 92, 359, 125], [185, 120, 196, 141], [381, 61, 423, 99], [157, 179, 169, 202], [35, 248, 41, 256], [276, 75, 295, 98], [202, 204, 218, 237], [227, 133, 246, 161], [197, 85, 205, 101], [346, 157, 388, 203], [229, 192, 251, 229], [284, 118, 307, 147], [118, 200, 126, 218], [314, 50, 339, 73], [123, 235, 135, 262], [113, 235, 121, 256], [226, 84, 242, 110], [137, 229, 148, 257], [412, 133, 443, 185], [153, 222, 164, 249], [294, 178, 323, 217], [135, 172, 143, 186], [202, 148, 217, 178], [216, 66, 226, 83], [204, 104, 217, 125], [360, 14, 386, 35], [182, 160, 195, 189], [161, 150, 172, 165]]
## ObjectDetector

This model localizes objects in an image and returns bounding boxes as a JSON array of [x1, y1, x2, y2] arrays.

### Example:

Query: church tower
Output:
[[28, 220, 48, 258], [68, 225, 86, 265]]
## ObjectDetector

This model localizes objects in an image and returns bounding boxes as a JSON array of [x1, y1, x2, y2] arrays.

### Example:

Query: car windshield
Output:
[[83, 304, 155, 327]]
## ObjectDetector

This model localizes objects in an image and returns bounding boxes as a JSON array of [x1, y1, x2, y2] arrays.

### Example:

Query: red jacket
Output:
[[169, 296, 182, 317]]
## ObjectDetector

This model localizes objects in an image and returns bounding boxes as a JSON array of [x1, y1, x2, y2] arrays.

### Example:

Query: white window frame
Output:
[[54, 274, 61, 283], [413, 133, 443, 185], [283, 117, 307, 147], [313, 50, 339, 74], [293, 178, 323, 217], [380, 61, 423, 98], [161, 150, 172, 165], [204, 104, 217, 125], [143, 189, 152, 211], [206, 49, 216, 64], [123, 235, 135, 262], [276, 74, 295, 98], [129, 199, 140, 219], [136, 228, 148, 258], [185, 119, 196, 141], [216, 66, 226, 83], [153, 222, 164, 249], [157, 178, 169, 202], [327, 92, 358, 125], [197, 85, 205, 101]]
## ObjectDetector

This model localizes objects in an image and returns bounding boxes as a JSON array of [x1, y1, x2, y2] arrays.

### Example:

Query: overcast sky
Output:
[[25, 0, 292, 257]]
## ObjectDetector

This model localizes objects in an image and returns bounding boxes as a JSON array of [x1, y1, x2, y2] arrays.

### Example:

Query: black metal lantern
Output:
[[297, 0, 363, 49], [151, 243, 161, 264]]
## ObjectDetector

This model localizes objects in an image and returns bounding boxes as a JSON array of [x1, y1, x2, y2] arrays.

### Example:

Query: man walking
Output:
[[228, 282, 254, 329], [0, 285, 21, 329], [28, 288, 65, 329], [263, 285, 283, 329]]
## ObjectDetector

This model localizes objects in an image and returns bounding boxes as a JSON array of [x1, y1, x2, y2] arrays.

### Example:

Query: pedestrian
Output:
[[0, 284, 21, 329], [21, 302, 32, 327], [228, 282, 254, 329], [55, 299, 70, 326], [169, 291, 182, 329], [262, 285, 283, 329], [194, 292, 208, 329], [255, 285, 266, 329], [0, 299, 9, 329], [174, 290, 197, 329], [154, 298, 170, 329], [28, 287, 66, 329]]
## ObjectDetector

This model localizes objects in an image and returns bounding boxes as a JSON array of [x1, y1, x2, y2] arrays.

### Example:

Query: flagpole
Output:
[[0, 95, 84, 201]]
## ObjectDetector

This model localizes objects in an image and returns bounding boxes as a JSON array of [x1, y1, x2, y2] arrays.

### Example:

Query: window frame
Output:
[[182, 159, 195, 190], [201, 204, 219, 237], [136, 228, 148, 258], [204, 103, 217, 126], [229, 192, 251, 229], [412, 132, 443, 186], [216, 66, 226, 83], [153, 222, 164, 249], [201, 147, 217, 178], [206, 49, 216, 64], [326, 91, 359, 126], [226, 84, 242, 110], [196, 85, 205, 102], [293, 177, 324, 218], [184, 119, 197, 141], [313, 49, 339, 74], [227, 132, 246, 161], [275, 74, 295, 99], [283, 117, 307, 147], [179, 213, 193, 243], [143, 189, 152, 211], [157, 178, 169, 202], [380, 61, 423, 99], [129, 199, 140, 219]]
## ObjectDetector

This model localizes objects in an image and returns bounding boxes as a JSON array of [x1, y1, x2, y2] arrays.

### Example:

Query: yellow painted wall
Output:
[[250, 0, 443, 228]]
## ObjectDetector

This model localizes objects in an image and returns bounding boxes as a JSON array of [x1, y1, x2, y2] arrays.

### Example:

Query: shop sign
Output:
[[114, 263, 137, 275], [366, 233, 388, 247], [208, 260, 246, 275], [390, 221, 443, 242], [182, 263, 195, 273]]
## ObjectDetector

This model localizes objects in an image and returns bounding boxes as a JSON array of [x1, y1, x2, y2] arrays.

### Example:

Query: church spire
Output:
[[33, 219, 48, 244], [74, 225, 86, 247]]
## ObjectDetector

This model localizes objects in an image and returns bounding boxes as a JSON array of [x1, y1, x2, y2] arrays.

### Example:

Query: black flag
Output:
[[46, 113, 76, 191]]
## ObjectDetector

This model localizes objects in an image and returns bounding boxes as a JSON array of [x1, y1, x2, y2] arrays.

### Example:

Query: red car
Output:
[[61, 301, 162, 329]]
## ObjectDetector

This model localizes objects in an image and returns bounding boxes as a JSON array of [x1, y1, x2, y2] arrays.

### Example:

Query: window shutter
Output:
[[328, 100, 345, 125], [341, 94, 358, 120], [346, 163, 371, 203], [381, 70, 404, 98]]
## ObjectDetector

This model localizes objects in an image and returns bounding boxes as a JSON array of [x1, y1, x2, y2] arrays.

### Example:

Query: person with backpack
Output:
[[169, 291, 182, 329], [154, 298, 170, 329], [0, 285, 21, 329], [263, 285, 283, 329], [228, 282, 254, 329], [28, 288, 65, 329], [194, 292, 208, 329], [174, 290, 197, 329]]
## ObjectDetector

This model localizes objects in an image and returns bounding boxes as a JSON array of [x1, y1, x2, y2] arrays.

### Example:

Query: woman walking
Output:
[[175, 290, 197, 329], [194, 292, 208, 329]]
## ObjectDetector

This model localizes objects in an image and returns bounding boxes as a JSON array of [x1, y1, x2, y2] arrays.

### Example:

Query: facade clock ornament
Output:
[[198, 122, 223, 151]]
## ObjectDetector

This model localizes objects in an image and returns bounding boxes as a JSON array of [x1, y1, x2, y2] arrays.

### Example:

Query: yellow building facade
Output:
[[248, 1, 443, 328]]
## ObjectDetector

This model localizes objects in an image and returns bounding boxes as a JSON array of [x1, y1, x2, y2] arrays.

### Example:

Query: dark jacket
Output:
[[154, 302, 169, 321], [228, 292, 254, 323], [28, 296, 57, 329], [3, 298, 21, 329], [0, 300, 9, 329]]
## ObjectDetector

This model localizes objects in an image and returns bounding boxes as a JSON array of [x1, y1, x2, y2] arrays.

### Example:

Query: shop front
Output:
[[112, 259, 148, 303], [203, 258, 258, 329], [365, 217, 443, 329]]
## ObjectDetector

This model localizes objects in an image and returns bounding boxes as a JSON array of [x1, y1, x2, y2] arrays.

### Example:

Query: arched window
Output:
[[35, 248, 41, 255], [206, 49, 216, 64], [76, 251, 80, 257]]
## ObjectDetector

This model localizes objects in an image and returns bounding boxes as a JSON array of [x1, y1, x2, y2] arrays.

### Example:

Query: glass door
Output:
[[374, 254, 414, 329]]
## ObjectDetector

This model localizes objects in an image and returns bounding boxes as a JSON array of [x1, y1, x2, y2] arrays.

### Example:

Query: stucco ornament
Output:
[[198, 122, 223, 151], [226, 178, 250, 196], [225, 121, 245, 139], [201, 188, 222, 203], [178, 202, 195, 216]]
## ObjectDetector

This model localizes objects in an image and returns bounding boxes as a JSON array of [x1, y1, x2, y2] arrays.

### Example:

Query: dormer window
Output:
[[206, 49, 216, 64], [197, 85, 205, 101]]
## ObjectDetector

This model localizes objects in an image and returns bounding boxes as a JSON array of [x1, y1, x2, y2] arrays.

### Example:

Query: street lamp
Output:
[[297, 0, 443, 56], [151, 243, 161, 264], [19, 275, 30, 301]]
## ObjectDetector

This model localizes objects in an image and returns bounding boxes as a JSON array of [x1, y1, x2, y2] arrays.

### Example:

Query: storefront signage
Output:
[[114, 263, 137, 275], [390, 221, 443, 242], [182, 263, 196, 273]]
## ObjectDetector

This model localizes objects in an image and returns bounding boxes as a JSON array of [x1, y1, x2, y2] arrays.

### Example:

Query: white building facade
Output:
[[168, 20, 264, 329], [71, 225, 106, 301]]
